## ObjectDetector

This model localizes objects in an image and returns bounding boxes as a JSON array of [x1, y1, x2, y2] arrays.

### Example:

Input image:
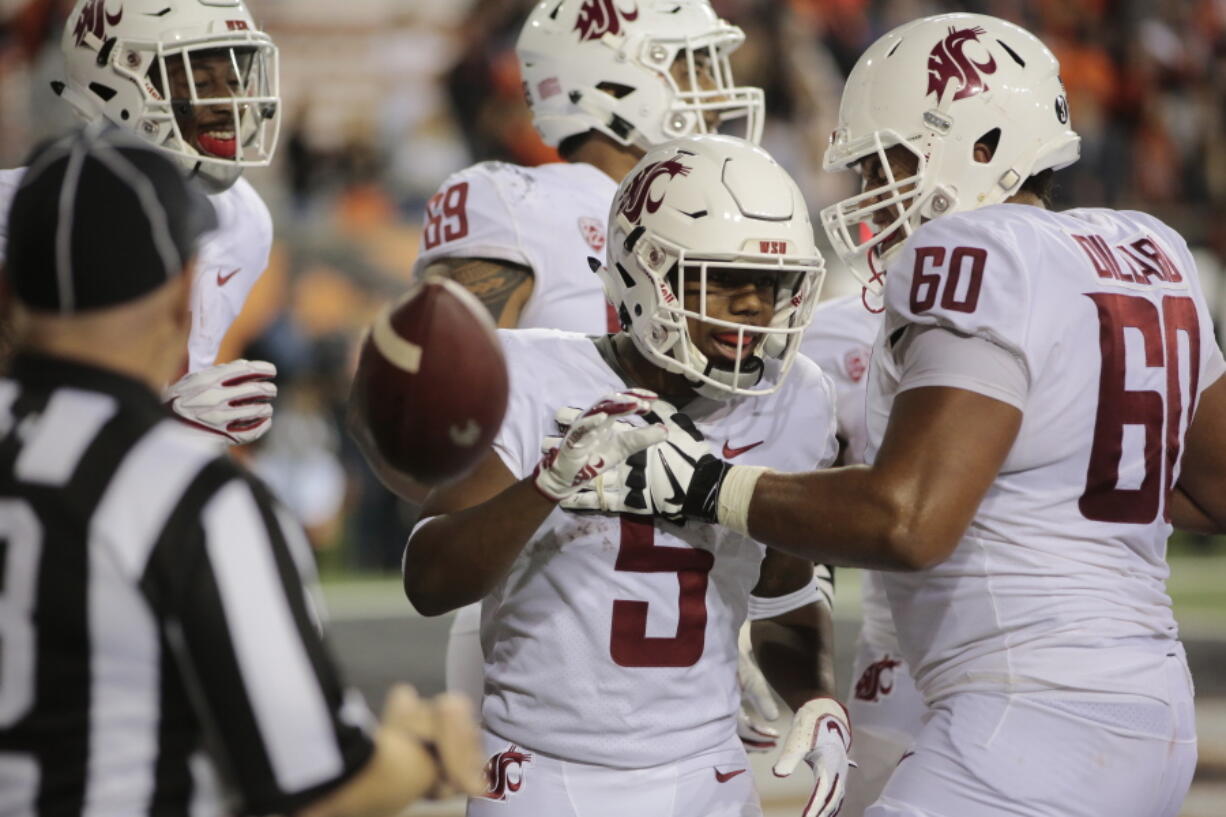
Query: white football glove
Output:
[[737, 621, 780, 752], [773, 697, 853, 817], [558, 400, 730, 523], [533, 391, 667, 503], [165, 359, 277, 446]]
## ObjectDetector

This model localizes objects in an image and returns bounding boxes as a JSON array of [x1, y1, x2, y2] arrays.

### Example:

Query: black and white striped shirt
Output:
[[0, 354, 373, 817]]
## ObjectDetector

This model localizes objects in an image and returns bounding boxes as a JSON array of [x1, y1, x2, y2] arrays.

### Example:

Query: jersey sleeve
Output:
[[143, 465, 374, 815], [411, 163, 537, 278], [884, 211, 1036, 376]]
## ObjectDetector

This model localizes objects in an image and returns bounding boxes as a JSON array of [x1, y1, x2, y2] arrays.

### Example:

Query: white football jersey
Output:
[[801, 295, 899, 650], [410, 161, 618, 333], [866, 204, 1226, 703], [802, 294, 880, 464], [485, 329, 838, 768], [0, 167, 271, 373]]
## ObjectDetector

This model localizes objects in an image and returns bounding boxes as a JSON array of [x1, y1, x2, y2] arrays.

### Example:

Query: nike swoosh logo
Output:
[[722, 440, 764, 459], [216, 268, 241, 287], [714, 768, 747, 783], [659, 456, 686, 509]]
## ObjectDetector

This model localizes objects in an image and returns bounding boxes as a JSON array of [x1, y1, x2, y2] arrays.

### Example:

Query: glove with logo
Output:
[[737, 621, 781, 752], [533, 391, 667, 503], [545, 407, 652, 513], [773, 697, 853, 817], [164, 359, 277, 445], [558, 400, 731, 523]]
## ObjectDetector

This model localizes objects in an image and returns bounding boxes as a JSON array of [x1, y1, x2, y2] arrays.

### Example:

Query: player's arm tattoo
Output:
[[421, 257, 534, 327]]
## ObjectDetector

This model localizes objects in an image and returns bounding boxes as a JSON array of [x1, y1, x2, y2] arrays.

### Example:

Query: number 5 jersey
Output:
[[484, 329, 838, 768], [866, 203, 1226, 704]]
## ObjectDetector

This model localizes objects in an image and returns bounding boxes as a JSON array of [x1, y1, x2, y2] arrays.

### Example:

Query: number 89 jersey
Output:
[[866, 204, 1226, 703], [484, 329, 837, 768], [409, 161, 618, 333]]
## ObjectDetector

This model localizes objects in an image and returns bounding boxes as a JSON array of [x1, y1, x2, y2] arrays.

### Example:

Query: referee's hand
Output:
[[383, 684, 486, 799]]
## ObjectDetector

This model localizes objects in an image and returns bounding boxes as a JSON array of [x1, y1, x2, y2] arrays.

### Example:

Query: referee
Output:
[[0, 124, 483, 816]]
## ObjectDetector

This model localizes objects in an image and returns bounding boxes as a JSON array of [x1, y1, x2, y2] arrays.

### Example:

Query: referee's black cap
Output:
[[6, 121, 218, 314]]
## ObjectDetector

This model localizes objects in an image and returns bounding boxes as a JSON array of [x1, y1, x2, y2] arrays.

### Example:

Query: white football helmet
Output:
[[57, 0, 280, 192], [517, 0, 764, 151], [820, 13, 1080, 289], [604, 135, 824, 399]]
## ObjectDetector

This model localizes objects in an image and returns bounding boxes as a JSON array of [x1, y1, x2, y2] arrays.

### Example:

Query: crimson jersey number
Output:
[[1080, 293, 1201, 523], [422, 182, 470, 250], [609, 516, 714, 668], [909, 246, 987, 314]]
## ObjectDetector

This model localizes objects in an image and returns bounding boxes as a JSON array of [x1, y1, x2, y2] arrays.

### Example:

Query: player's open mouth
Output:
[[197, 129, 237, 159], [711, 331, 757, 362]]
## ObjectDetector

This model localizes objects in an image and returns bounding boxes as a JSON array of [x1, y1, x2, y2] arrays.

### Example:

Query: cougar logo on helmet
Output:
[[926, 26, 997, 103], [574, 0, 639, 42], [72, 0, 123, 47], [481, 745, 533, 800], [617, 157, 690, 223]]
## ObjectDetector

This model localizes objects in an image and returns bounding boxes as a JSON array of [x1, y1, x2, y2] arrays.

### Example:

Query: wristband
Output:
[[748, 576, 823, 620], [717, 465, 769, 537]]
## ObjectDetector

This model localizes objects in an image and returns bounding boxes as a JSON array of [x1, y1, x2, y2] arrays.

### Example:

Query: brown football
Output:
[[353, 277, 508, 484]]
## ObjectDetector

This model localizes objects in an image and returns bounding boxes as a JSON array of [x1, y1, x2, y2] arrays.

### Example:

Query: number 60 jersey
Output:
[[484, 329, 838, 768], [866, 204, 1226, 704]]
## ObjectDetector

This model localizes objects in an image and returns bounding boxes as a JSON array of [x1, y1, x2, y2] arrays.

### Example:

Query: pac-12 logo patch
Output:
[[578, 217, 606, 253], [481, 744, 533, 801], [844, 346, 870, 384]]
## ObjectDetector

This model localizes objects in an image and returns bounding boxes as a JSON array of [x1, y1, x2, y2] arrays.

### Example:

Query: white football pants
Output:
[[842, 636, 927, 817], [866, 652, 1197, 817], [467, 728, 762, 817]]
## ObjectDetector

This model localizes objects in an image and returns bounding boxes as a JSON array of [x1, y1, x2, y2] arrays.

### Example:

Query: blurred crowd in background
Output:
[[2, 0, 1225, 572]]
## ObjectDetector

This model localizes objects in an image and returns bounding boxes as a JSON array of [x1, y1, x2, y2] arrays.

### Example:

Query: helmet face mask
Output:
[[605, 136, 825, 399], [820, 13, 1080, 291], [60, 0, 280, 192], [517, 0, 764, 151]]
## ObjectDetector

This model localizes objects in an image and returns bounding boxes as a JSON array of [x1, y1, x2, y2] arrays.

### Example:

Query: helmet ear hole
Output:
[[89, 82, 117, 102], [976, 127, 1001, 162], [596, 82, 635, 99]]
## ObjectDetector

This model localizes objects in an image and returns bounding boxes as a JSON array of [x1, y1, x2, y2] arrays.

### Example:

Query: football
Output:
[[352, 277, 508, 484]]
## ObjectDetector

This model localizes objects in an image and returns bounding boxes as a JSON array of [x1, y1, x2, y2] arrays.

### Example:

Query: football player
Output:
[[592, 13, 1219, 816], [0, 0, 281, 446], [350, 0, 820, 763], [403, 136, 850, 817]]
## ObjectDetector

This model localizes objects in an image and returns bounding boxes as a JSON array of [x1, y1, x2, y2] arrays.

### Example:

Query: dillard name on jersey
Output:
[[1072, 232, 1185, 289]]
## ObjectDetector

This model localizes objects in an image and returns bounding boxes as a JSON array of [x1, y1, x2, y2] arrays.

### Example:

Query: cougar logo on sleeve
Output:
[[574, 0, 639, 42], [617, 158, 691, 224], [481, 745, 534, 801], [926, 26, 997, 103], [73, 0, 123, 47]]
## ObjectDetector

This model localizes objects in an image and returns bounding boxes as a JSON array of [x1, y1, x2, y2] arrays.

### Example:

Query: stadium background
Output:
[[1, 0, 1224, 813]]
